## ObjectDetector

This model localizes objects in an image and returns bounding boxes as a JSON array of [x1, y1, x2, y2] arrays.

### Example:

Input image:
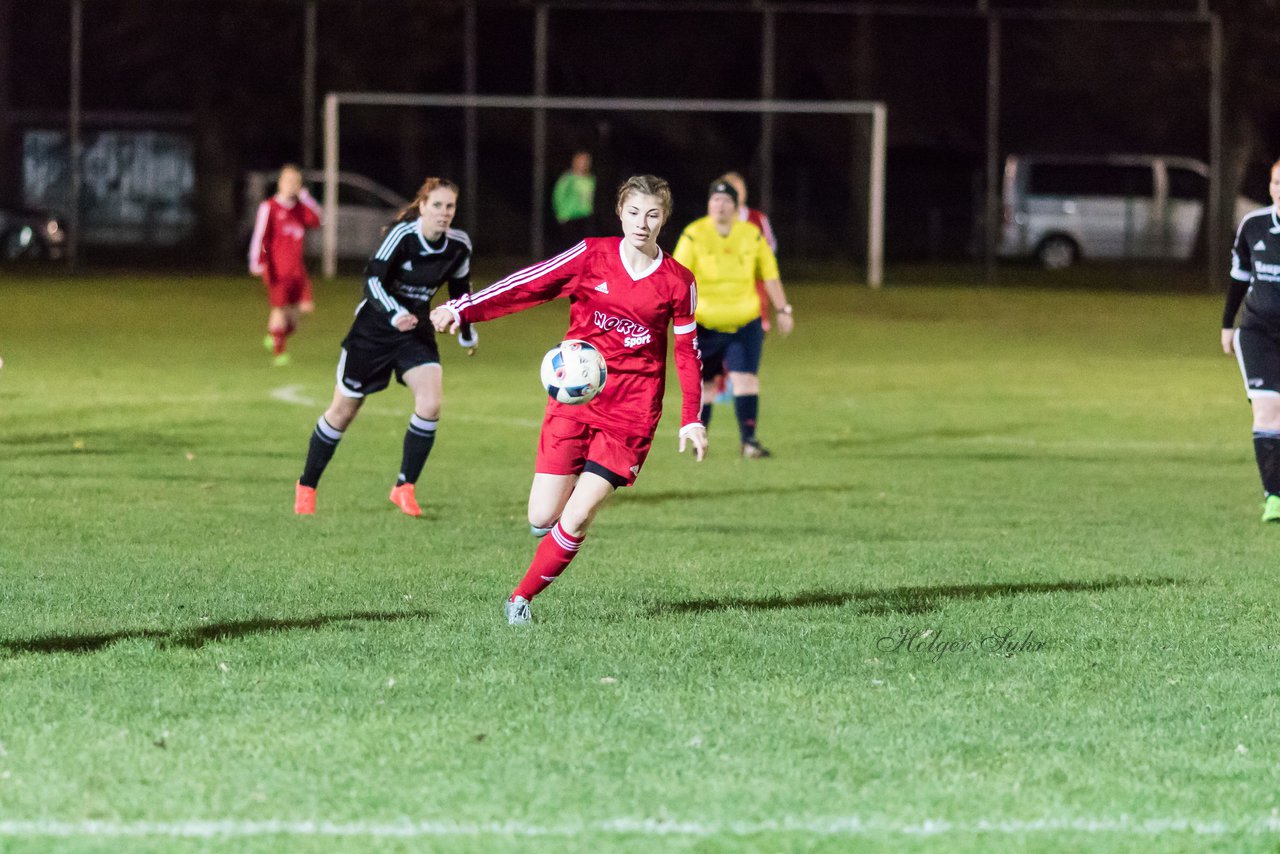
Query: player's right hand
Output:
[[1222, 328, 1236, 355], [430, 306, 460, 334], [393, 312, 419, 332]]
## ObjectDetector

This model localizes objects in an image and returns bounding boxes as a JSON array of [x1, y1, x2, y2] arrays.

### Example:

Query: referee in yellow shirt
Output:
[[673, 179, 794, 458]]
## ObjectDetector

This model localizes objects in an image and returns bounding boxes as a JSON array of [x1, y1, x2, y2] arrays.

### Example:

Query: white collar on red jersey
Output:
[[273, 194, 298, 209], [618, 240, 663, 281]]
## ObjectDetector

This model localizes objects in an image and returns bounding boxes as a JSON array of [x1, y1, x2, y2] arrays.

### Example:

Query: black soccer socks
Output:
[[300, 417, 343, 488], [397, 414, 437, 485], [734, 394, 759, 444], [1253, 430, 1280, 496]]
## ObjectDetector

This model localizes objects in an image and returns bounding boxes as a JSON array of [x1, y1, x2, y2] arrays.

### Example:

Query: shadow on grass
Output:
[[626, 483, 859, 505], [0, 609, 430, 656], [649, 577, 1180, 617]]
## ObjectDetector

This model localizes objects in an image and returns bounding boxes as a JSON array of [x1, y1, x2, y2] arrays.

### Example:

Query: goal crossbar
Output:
[[323, 92, 886, 285]]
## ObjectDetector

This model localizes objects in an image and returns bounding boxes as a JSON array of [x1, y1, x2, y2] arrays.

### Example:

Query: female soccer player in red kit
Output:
[[249, 164, 323, 366], [430, 175, 708, 625]]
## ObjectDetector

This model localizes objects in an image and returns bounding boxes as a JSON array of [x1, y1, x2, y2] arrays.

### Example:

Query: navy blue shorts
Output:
[[697, 318, 764, 382]]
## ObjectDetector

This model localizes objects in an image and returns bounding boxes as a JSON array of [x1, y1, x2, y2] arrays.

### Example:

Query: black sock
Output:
[[397, 414, 437, 485], [300, 417, 343, 488], [734, 394, 759, 443], [700, 403, 713, 427], [1254, 431, 1280, 495]]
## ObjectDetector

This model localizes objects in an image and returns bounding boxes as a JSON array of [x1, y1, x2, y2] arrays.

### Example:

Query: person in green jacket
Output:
[[552, 150, 596, 249]]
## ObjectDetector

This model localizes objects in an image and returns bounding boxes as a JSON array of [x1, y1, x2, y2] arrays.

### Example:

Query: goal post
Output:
[[322, 92, 886, 287]]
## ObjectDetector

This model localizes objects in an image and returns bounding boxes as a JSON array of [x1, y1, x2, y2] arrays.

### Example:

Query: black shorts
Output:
[[697, 318, 765, 382], [1235, 326, 1280, 400], [337, 315, 440, 398]]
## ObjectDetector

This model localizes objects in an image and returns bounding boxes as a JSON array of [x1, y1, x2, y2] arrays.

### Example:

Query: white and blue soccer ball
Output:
[[540, 339, 607, 405]]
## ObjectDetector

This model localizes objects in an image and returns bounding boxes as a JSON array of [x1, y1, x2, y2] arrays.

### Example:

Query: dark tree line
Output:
[[0, 0, 1276, 267]]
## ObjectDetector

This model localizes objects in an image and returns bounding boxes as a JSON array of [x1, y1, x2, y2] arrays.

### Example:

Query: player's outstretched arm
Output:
[[430, 305, 460, 334]]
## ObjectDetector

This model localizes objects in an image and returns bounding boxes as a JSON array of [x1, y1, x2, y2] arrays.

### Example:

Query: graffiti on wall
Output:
[[23, 130, 196, 245]]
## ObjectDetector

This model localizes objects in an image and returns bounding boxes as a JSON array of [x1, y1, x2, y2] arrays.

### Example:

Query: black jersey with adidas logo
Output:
[[1232, 206, 1280, 329]]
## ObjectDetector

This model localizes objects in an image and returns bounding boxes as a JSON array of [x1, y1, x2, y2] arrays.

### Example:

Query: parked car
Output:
[[241, 170, 407, 260], [0, 207, 66, 261], [999, 154, 1261, 269]]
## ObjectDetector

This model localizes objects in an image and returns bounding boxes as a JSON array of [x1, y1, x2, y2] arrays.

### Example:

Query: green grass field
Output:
[[1, 268, 1278, 852]]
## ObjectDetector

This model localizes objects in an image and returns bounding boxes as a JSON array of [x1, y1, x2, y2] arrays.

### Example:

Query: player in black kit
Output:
[[294, 177, 477, 517], [1221, 158, 1280, 522]]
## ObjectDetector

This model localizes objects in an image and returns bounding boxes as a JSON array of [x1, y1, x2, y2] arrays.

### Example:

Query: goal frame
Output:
[[322, 92, 886, 286]]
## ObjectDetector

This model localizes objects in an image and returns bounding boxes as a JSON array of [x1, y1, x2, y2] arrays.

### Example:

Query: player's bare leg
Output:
[[389, 364, 443, 517], [558, 472, 615, 538], [528, 472, 577, 536], [322, 389, 363, 431]]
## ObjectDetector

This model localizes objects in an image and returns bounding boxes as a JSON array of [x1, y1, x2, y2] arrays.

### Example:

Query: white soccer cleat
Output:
[[504, 595, 532, 626]]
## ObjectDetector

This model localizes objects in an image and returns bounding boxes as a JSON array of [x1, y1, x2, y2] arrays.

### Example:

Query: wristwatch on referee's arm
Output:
[[776, 304, 793, 316]]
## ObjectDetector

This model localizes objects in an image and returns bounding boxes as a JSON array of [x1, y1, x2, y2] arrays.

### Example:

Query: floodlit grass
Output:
[[1, 267, 1277, 853]]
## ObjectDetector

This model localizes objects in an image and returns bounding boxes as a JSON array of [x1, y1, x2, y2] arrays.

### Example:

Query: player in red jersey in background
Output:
[[249, 164, 323, 366], [720, 171, 778, 331], [431, 175, 707, 625]]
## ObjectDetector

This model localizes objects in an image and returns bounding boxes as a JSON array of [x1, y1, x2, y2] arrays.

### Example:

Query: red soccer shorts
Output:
[[535, 411, 653, 487], [265, 275, 311, 308]]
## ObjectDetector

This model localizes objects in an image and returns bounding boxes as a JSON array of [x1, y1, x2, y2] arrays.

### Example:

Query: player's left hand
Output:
[[679, 423, 708, 462]]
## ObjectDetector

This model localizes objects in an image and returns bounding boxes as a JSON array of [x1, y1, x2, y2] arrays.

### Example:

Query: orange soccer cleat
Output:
[[389, 482, 422, 517], [294, 482, 316, 515]]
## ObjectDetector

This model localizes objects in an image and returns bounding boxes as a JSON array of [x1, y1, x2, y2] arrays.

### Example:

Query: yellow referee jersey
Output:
[[672, 217, 780, 332]]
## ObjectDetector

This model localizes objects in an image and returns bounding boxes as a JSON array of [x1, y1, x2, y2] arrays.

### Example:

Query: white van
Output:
[[999, 155, 1259, 269], [242, 170, 407, 260]]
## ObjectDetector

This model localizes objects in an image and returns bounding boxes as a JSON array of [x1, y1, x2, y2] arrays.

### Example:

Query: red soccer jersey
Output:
[[248, 190, 322, 282], [446, 237, 702, 436], [741, 205, 777, 330], [741, 206, 777, 254]]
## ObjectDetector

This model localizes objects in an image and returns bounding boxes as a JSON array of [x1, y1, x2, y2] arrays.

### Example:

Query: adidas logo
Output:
[[1255, 240, 1267, 251], [595, 282, 609, 294], [630, 464, 640, 475]]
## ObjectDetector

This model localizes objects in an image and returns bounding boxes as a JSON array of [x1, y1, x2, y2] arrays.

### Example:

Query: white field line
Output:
[[270, 385, 539, 429], [0, 816, 1278, 839]]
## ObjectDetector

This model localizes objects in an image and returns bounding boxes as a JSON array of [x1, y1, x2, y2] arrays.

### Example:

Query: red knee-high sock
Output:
[[512, 522, 583, 601], [271, 328, 288, 355]]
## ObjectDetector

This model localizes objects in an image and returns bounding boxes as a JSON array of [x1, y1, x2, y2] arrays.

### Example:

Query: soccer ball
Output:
[[540, 340, 607, 405]]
